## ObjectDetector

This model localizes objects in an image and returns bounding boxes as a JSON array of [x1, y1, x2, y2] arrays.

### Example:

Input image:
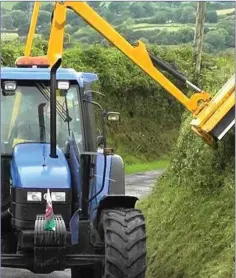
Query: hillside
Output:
[[1, 2, 235, 53], [138, 50, 234, 277]]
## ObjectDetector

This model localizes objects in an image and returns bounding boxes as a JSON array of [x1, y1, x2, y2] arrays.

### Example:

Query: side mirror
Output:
[[97, 135, 104, 146], [106, 112, 120, 122]]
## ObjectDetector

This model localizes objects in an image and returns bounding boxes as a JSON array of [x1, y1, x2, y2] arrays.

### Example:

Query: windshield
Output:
[[1, 80, 83, 154]]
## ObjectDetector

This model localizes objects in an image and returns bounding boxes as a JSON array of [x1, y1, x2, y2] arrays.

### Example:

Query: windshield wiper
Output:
[[36, 82, 72, 123]]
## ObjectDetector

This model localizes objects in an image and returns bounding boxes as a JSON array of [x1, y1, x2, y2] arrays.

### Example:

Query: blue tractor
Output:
[[1, 60, 147, 277]]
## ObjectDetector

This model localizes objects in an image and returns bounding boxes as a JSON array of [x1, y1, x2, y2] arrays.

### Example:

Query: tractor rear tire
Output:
[[100, 208, 147, 278]]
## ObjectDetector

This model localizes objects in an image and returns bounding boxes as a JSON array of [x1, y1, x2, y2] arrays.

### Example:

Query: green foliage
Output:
[[38, 10, 51, 25], [129, 3, 147, 19], [217, 17, 234, 37], [1, 2, 234, 53], [41, 3, 53, 12], [12, 2, 30, 11], [179, 7, 196, 23], [138, 51, 234, 277], [108, 2, 130, 14], [1, 14, 14, 29], [1, 42, 234, 166], [206, 11, 218, 23], [205, 28, 229, 51], [11, 10, 28, 29]]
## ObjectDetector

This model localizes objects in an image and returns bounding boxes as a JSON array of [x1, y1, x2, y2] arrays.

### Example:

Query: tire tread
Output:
[[102, 208, 146, 278]]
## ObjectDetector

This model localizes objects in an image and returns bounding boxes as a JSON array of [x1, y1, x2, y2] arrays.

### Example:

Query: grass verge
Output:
[[138, 174, 234, 278], [125, 160, 169, 174], [137, 113, 234, 277]]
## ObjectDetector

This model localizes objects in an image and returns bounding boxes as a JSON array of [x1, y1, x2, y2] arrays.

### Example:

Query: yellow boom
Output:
[[16, 1, 235, 145]]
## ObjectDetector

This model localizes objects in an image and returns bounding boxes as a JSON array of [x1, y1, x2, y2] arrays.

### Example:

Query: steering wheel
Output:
[[8, 121, 51, 146]]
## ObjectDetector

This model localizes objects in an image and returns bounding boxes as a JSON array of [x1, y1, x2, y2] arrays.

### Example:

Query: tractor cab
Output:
[[1, 67, 91, 154], [1, 66, 98, 230], [1, 70, 82, 154]]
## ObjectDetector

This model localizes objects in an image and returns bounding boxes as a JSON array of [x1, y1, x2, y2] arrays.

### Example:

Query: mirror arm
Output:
[[101, 111, 107, 149], [83, 99, 103, 111]]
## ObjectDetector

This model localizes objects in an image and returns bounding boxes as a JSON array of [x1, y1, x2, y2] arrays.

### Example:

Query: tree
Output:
[[205, 11, 218, 23], [108, 2, 129, 14], [180, 2, 197, 9], [180, 7, 196, 23], [38, 10, 51, 26], [1, 14, 14, 30], [70, 18, 86, 32], [144, 3, 158, 17], [193, 2, 206, 78], [11, 10, 29, 29], [173, 8, 182, 22], [2, 8, 11, 16], [177, 28, 194, 43], [39, 23, 51, 39], [89, 2, 101, 9], [205, 28, 228, 50], [12, 2, 30, 11], [225, 35, 234, 48], [41, 3, 53, 12], [204, 27, 210, 34], [129, 3, 146, 18], [18, 25, 29, 37], [102, 10, 114, 22], [218, 18, 234, 36], [65, 24, 73, 34], [153, 12, 169, 24], [67, 10, 77, 22]]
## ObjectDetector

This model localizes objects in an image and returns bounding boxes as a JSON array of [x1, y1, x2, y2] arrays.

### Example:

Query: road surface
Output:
[[1, 169, 165, 278]]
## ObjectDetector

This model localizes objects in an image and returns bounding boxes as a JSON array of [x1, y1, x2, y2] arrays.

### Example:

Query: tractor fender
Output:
[[108, 154, 125, 195], [94, 195, 138, 227]]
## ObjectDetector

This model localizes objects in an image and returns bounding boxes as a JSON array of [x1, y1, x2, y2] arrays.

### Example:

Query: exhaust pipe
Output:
[[50, 58, 62, 158]]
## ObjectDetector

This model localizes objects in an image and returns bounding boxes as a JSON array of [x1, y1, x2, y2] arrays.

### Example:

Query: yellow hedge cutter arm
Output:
[[16, 1, 235, 145]]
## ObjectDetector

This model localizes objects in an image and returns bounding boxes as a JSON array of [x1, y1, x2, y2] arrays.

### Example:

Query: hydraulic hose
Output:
[[148, 51, 201, 92]]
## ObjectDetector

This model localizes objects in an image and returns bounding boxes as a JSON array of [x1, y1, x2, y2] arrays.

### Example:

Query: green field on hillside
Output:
[[1, 33, 18, 41], [131, 23, 217, 32], [216, 8, 235, 15]]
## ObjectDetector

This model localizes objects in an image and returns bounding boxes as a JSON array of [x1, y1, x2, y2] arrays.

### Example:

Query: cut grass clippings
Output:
[[125, 160, 169, 174]]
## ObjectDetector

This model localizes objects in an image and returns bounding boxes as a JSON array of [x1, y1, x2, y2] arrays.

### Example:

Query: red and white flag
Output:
[[44, 188, 56, 231]]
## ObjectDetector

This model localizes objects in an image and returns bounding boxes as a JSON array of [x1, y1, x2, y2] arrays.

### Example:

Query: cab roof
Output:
[[1, 67, 98, 88]]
